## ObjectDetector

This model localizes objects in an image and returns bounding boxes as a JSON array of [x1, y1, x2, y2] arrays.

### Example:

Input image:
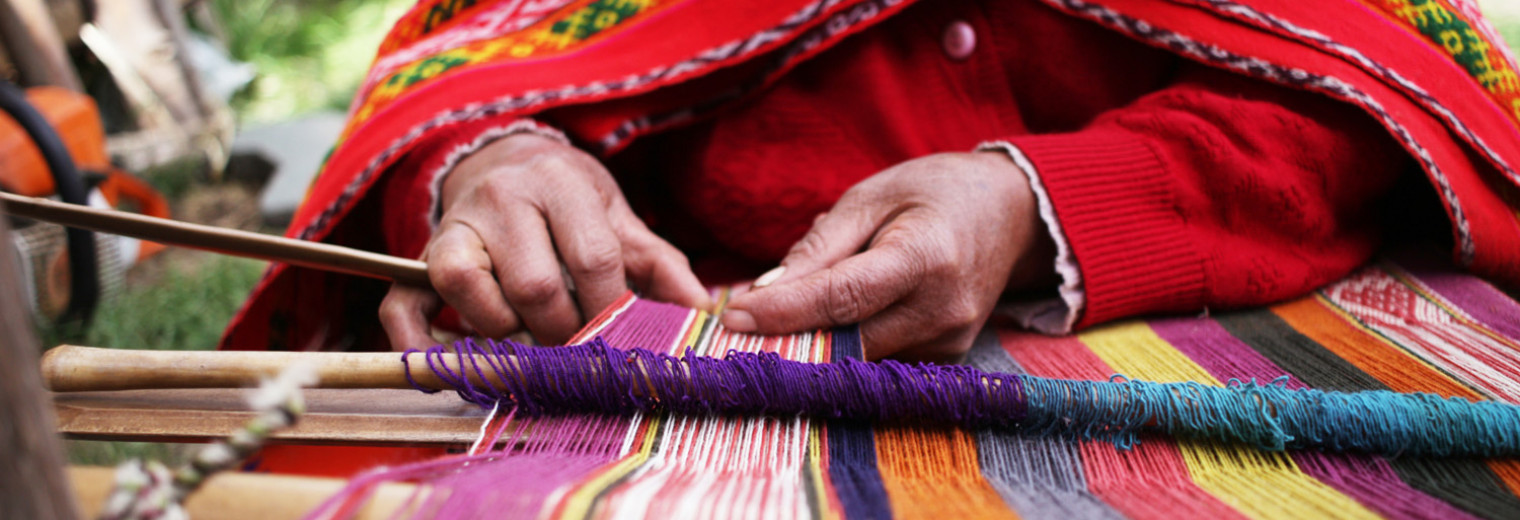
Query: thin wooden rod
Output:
[[0, 191, 431, 286], [42, 345, 451, 392]]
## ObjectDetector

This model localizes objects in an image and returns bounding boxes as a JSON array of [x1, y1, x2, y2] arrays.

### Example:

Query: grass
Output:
[[43, 255, 268, 350], [66, 440, 194, 467], [43, 254, 266, 467]]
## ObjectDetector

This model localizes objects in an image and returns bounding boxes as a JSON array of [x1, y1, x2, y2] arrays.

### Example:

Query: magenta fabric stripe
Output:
[[1149, 317, 1478, 520], [597, 298, 695, 351]]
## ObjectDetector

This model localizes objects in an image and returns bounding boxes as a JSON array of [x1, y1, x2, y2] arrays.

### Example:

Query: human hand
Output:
[[720, 151, 1053, 361], [380, 133, 710, 350]]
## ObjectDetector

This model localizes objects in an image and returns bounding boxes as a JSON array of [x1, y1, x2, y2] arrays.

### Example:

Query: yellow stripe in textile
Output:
[[1079, 322, 1381, 520], [807, 426, 839, 520], [554, 304, 708, 517], [553, 415, 663, 520], [874, 426, 1018, 519], [807, 325, 840, 519]]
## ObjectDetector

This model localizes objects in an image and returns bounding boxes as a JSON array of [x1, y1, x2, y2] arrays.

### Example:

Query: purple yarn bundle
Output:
[[404, 337, 1029, 427], [401, 336, 1520, 456]]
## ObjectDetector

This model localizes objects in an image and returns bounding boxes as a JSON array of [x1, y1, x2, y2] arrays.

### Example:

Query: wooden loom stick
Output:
[[42, 345, 460, 392], [0, 191, 431, 286]]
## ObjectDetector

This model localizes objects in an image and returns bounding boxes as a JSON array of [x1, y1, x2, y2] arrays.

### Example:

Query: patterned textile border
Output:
[[342, 0, 677, 140], [294, 0, 897, 242], [355, 0, 576, 112], [1368, 0, 1520, 125], [592, 0, 904, 152]]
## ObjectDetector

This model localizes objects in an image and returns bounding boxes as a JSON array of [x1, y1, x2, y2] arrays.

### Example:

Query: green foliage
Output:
[[1483, 0, 1520, 55], [47, 255, 266, 466], [1498, 20, 1520, 57], [139, 156, 207, 202], [42, 256, 267, 351], [209, 0, 413, 122], [66, 440, 192, 467]]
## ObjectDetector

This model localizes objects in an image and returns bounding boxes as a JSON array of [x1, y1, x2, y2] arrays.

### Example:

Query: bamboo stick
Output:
[[41, 345, 453, 393], [0, 191, 431, 287]]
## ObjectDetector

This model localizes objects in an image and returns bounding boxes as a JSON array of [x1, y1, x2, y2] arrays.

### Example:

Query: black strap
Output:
[[0, 80, 99, 323]]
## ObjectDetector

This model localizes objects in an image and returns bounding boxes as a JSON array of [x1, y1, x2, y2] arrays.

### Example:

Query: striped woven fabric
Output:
[[311, 256, 1520, 519]]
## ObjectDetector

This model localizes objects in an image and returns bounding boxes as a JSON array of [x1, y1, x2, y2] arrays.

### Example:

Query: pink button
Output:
[[942, 20, 976, 61]]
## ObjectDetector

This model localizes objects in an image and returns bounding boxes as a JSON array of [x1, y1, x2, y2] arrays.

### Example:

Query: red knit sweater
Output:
[[379, 0, 1409, 330]]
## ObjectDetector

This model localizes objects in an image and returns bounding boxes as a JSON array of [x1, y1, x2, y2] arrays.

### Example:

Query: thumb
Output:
[[765, 195, 888, 288]]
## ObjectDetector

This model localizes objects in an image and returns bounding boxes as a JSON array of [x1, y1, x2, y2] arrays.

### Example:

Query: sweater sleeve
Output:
[[990, 65, 1408, 330]]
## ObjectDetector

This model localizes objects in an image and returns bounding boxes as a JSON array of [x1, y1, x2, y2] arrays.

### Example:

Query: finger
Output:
[[722, 241, 920, 334], [616, 213, 710, 310], [426, 223, 521, 338], [379, 284, 444, 352], [482, 206, 582, 345], [858, 303, 980, 362], [544, 191, 628, 320], [769, 193, 891, 287]]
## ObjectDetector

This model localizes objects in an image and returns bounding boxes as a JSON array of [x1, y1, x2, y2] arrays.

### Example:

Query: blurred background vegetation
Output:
[[208, 0, 411, 122]]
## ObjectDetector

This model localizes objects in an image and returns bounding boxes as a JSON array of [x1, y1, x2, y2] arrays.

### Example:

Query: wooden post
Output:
[[0, 0, 83, 89], [0, 199, 80, 516]]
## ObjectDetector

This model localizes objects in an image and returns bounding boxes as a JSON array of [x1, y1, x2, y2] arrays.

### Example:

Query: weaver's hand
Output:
[[381, 133, 709, 349], [721, 151, 1053, 361]]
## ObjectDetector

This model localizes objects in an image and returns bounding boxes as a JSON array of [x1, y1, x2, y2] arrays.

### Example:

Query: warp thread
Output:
[[404, 338, 1520, 457]]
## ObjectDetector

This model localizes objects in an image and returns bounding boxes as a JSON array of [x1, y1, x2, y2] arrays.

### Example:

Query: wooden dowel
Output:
[[0, 191, 431, 287], [41, 345, 655, 402], [41, 345, 450, 392]]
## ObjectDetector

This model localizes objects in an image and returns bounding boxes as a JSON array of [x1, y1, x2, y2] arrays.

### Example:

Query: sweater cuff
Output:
[[977, 140, 1083, 334], [423, 118, 569, 231], [1003, 131, 1204, 329]]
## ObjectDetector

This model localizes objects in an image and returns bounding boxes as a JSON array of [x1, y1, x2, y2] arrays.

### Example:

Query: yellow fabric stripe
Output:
[[807, 426, 840, 520], [554, 298, 712, 518], [1079, 322, 1381, 520], [553, 415, 663, 519]]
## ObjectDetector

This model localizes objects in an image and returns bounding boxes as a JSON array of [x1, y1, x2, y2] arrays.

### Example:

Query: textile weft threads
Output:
[[404, 336, 1520, 457]]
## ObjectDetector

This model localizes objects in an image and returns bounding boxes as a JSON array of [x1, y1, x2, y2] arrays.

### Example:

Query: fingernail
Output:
[[723, 310, 756, 332], [753, 266, 786, 288]]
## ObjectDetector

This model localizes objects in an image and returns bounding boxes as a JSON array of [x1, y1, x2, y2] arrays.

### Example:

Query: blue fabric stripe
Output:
[[827, 325, 893, 520]]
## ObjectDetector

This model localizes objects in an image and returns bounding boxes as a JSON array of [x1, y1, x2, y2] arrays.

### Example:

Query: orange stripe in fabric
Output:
[[1273, 294, 1520, 498], [873, 425, 1017, 519], [1271, 296, 1483, 399]]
